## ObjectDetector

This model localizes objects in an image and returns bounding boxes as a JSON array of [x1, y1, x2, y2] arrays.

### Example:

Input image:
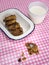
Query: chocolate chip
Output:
[[18, 58, 21, 62]]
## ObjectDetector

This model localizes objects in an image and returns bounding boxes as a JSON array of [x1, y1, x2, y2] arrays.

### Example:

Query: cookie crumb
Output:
[[22, 57, 26, 61], [25, 43, 39, 55], [21, 52, 24, 56]]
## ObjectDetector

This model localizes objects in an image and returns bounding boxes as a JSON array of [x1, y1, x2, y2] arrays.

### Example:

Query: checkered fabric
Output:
[[0, 0, 49, 65]]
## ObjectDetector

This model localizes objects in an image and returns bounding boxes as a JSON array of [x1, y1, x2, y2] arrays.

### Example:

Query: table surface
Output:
[[0, 0, 49, 65]]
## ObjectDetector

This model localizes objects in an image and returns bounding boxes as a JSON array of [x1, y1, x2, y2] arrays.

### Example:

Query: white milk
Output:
[[28, 2, 48, 24], [29, 6, 46, 16]]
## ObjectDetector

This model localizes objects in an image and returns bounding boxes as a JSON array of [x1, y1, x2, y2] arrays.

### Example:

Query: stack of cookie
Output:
[[3, 15, 23, 36]]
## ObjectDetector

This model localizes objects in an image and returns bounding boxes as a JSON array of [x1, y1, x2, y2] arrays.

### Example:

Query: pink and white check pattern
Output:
[[0, 0, 49, 65]]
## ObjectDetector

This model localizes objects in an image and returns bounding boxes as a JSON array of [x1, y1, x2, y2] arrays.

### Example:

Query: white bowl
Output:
[[0, 9, 34, 40]]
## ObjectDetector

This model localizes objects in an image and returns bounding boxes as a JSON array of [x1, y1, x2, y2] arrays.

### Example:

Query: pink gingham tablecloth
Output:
[[0, 0, 49, 65]]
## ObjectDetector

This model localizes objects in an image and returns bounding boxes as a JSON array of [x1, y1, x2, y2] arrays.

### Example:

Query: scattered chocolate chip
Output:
[[18, 58, 21, 62]]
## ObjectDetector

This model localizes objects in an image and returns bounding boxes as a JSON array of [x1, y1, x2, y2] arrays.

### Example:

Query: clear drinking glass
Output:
[[28, 1, 48, 24]]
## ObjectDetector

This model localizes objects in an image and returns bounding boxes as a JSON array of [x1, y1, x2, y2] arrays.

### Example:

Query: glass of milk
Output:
[[28, 1, 48, 24]]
